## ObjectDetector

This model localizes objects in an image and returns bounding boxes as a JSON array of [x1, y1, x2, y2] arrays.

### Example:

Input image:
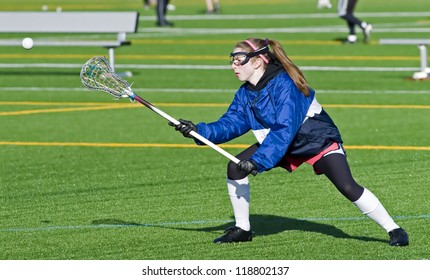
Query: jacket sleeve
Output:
[[195, 89, 251, 144], [250, 81, 314, 172]]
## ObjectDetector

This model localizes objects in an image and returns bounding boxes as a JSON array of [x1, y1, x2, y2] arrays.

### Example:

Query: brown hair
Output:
[[236, 38, 311, 97]]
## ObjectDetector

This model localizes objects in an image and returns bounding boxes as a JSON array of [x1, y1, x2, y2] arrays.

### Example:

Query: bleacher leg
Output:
[[108, 47, 115, 71], [413, 44, 430, 79], [108, 46, 132, 77]]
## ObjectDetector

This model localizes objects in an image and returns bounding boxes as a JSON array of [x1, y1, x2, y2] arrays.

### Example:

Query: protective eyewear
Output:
[[229, 45, 270, 66], [230, 52, 249, 66]]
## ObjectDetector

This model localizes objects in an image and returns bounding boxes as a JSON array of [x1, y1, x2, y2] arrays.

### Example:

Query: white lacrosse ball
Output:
[[22, 37, 34, 50]]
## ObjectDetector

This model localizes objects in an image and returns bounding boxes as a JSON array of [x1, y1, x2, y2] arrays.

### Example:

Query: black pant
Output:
[[339, 0, 363, 34], [156, 0, 170, 25]]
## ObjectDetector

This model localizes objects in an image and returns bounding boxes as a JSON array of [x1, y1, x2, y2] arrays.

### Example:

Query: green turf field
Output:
[[0, 0, 429, 260]]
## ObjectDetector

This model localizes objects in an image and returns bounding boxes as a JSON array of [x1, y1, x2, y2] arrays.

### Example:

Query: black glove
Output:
[[168, 119, 197, 138], [237, 159, 259, 176]]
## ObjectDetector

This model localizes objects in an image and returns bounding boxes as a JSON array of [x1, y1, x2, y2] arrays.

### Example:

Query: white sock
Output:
[[353, 188, 399, 232], [227, 177, 251, 231]]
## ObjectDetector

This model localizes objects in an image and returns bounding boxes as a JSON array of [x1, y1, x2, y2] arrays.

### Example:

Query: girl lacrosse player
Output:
[[170, 38, 409, 246]]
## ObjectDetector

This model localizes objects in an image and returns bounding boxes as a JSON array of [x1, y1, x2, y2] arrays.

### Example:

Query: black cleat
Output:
[[388, 228, 409, 246], [156, 21, 174, 27], [213, 226, 253, 244]]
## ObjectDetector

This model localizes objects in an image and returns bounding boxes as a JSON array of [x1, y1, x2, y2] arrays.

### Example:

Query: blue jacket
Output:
[[196, 71, 318, 172]]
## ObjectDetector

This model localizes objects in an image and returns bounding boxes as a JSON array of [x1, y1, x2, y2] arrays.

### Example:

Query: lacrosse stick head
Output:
[[80, 56, 133, 99]]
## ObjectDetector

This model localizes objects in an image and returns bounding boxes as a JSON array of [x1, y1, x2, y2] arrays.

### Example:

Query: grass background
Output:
[[0, 0, 429, 260]]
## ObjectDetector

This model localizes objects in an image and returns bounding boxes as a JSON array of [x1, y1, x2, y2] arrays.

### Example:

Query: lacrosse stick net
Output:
[[80, 56, 130, 99]]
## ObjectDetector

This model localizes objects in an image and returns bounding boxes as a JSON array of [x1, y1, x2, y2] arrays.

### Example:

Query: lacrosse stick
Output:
[[80, 56, 240, 164]]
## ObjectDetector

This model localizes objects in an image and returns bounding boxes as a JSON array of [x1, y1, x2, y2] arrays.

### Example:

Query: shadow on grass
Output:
[[92, 214, 387, 244]]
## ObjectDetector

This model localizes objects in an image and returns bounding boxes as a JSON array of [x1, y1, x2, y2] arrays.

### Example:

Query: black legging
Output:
[[156, 0, 170, 25], [313, 153, 364, 202], [227, 144, 259, 180], [227, 144, 364, 202]]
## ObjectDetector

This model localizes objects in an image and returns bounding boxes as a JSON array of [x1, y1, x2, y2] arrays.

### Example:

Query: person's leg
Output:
[[227, 144, 259, 180], [213, 144, 258, 243], [156, 0, 173, 26], [205, 0, 214, 13], [156, 0, 166, 25], [338, 0, 361, 42], [340, 0, 372, 41], [314, 153, 408, 245], [226, 144, 259, 230], [347, 0, 372, 40], [343, 0, 362, 28], [164, 0, 170, 14], [213, 0, 220, 13], [226, 177, 251, 231], [314, 152, 364, 201]]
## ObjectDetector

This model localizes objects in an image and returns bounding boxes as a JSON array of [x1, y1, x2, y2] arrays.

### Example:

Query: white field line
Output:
[[0, 63, 421, 72], [14, 22, 429, 41], [137, 27, 430, 35], [17, 12, 426, 40], [136, 12, 430, 35], [1, 12, 426, 42], [138, 12, 430, 21], [1, 214, 428, 233], [1, 87, 429, 95]]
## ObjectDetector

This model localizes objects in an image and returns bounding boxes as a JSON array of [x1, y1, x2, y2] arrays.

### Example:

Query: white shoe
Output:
[[346, 34, 357, 44], [363, 23, 373, 42], [167, 4, 176, 11], [317, 0, 332, 9]]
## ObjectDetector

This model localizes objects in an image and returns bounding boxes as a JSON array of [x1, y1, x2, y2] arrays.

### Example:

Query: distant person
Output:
[[170, 38, 409, 247], [156, 0, 173, 27], [205, 0, 220, 14], [338, 0, 372, 43]]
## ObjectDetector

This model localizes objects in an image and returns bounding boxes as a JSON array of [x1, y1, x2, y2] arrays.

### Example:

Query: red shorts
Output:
[[281, 142, 344, 174]]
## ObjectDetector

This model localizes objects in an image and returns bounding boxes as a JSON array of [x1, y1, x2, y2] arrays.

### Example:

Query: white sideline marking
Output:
[[0, 63, 421, 72], [0, 87, 430, 95], [139, 12, 430, 21], [0, 220, 235, 233], [1, 214, 428, 233], [138, 27, 430, 35]]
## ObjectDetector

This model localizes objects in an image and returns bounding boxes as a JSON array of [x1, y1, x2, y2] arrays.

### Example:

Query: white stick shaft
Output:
[[135, 95, 240, 164], [189, 131, 240, 164]]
